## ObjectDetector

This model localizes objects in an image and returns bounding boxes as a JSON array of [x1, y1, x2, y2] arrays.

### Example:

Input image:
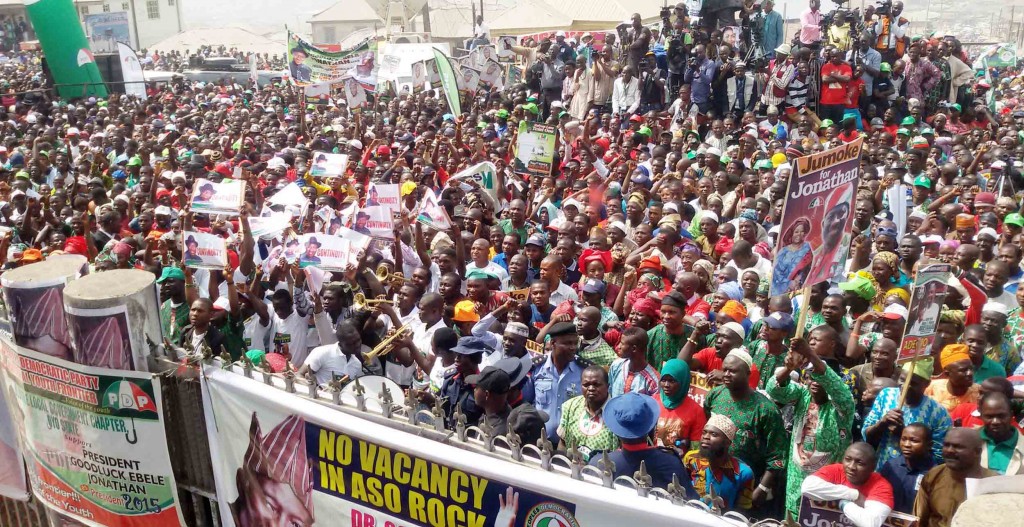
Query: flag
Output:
[[415, 189, 452, 231], [432, 48, 461, 116]]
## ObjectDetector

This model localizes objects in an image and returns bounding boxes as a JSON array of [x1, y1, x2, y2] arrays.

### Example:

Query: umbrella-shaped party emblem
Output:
[[102, 380, 157, 445]]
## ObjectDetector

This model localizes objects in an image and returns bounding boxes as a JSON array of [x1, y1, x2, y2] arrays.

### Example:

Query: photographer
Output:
[[826, 10, 853, 52], [872, 0, 909, 64], [799, 0, 823, 49], [847, 35, 882, 113], [666, 15, 694, 97]]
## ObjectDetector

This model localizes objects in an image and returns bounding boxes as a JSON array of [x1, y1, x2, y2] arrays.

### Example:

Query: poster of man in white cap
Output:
[[459, 66, 480, 92], [344, 78, 367, 108], [310, 151, 349, 178], [496, 36, 516, 59], [774, 139, 862, 291], [411, 61, 427, 93], [479, 60, 504, 90], [190, 178, 245, 215]]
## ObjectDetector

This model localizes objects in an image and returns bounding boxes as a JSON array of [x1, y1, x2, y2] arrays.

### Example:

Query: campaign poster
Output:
[[770, 139, 862, 296], [190, 178, 245, 216], [310, 151, 349, 178], [479, 60, 504, 90], [0, 371, 28, 500], [687, 372, 711, 407], [295, 233, 351, 271], [344, 78, 368, 107], [249, 212, 293, 240], [83, 12, 130, 54], [513, 122, 558, 177], [286, 31, 372, 87], [377, 54, 402, 80], [496, 36, 517, 60], [900, 264, 952, 363], [415, 189, 452, 231], [459, 66, 481, 92], [507, 64, 523, 86], [798, 497, 918, 527], [361, 206, 394, 239], [203, 367, 582, 527], [304, 82, 334, 105], [66, 305, 136, 370], [450, 161, 499, 202], [336, 226, 373, 266], [425, 58, 441, 85], [0, 339, 182, 526], [410, 61, 427, 93], [182, 230, 228, 271], [366, 183, 400, 217]]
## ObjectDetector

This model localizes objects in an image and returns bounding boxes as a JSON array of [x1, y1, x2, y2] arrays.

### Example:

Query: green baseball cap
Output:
[[755, 159, 774, 170], [522, 103, 540, 115], [637, 125, 652, 137], [157, 266, 186, 283], [897, 127, 911, 136], [819, 119, 834, 129], [1005, 213, 1024, 228], [496, 109, 509, 118], [839, 275, 877, 302], [948, 103, 962, 112], [901, 116, 916, 126], [913, 175, 932, 188], [920, 126, 934, 135], [127, 155, 142, 167], [880, 62, 892, 73]]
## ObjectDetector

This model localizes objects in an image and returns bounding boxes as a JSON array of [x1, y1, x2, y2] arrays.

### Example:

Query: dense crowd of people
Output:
[[2, 5, 1024, 525]]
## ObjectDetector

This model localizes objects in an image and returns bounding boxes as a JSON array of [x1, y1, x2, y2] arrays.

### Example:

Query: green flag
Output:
[[25, 0, 107, 99], [431, 48, 461, 116]]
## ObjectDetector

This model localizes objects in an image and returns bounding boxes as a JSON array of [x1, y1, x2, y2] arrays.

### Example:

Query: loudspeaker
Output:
[[93, 53, 125, 94]]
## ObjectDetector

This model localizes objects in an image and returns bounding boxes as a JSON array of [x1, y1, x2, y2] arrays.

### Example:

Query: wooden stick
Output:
[[794, 286, 812, 339]]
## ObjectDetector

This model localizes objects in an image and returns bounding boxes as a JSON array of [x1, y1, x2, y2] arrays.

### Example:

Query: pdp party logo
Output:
[[525, 502, 580, 527]]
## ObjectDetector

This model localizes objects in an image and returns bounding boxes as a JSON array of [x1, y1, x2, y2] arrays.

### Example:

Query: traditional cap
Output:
[[839, 275, 877, 301], [881, 304, 909, 320], [982, 302, 1008, 316], [977, 227, 998, 240], [603, 392, 660, 440], [242, 414, 314, 518], [902, 356, 934, 380], [720, 322, 746, 340], [726, 348, 753, 369], [939, 344, 972, 369], [775, 43, 792, 55], [706, 413, 738, 442], [955, 213, 975, 229], [453, 300, 480, 322]]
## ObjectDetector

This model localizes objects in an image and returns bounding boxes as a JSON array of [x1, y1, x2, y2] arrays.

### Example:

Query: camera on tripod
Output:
[[874, 0, 892, 16]]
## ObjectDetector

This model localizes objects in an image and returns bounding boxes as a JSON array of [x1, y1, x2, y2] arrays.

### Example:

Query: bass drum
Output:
[[339, 375, 406, 409]]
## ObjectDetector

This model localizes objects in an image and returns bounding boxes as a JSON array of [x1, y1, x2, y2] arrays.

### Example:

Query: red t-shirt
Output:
[[685, 296, 712, 320], [820, 63, 853, 106], [846, 78, 865, 108], [949, 402, 1024, 432], [812, 464, 895, 508], [656, 396, 707, 446], [693, 347, 761, 389]]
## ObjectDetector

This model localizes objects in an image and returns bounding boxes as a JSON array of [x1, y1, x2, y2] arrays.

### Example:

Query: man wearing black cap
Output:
[[589, 392, 697, 493], [430, 336, 490, 428], [299, 237, 321, 267], [468, 366, 513, 435], [289, 47, 312, 83], [531, 321, 586, 442]]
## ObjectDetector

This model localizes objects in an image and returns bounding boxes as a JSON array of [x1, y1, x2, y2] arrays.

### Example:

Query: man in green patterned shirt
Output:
[[704, 352, 787, 511], [557, 365, 619, 460], [647, 291, 689, 370], [750, 312, 795, 389], [158, 266, 191, 347]]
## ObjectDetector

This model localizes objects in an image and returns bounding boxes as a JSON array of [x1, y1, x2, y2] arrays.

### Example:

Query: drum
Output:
[[338, 375, 406, 408]]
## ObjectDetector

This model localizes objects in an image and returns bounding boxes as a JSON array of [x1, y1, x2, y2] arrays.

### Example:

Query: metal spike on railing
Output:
[[599, 453, 616, 488], [454, 407, 467, 441], [352, 378, 366, 412], [667, 474, 689, 505], [305, 378, 318, 398], [380, 381, 394, 418], [404, 397, 417, 425], [328, 378, 343, 406], [218, 352, 233, 368], [507, 429, 523, 461], [568, 444, 584, 479], [537, 432, 553, 470], [634, 461, 652, 498], [261, 370, 272, 385], [479, 420, 496, 451], [431, 398, 446, 432], [283, 369, 296, 393], [241, 355, 253, 378]]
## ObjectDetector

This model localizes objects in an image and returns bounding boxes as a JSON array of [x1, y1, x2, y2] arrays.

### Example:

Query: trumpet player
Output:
[[300, 321, 383, 386]]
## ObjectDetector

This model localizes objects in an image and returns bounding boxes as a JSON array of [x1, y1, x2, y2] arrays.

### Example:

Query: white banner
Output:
[[0, 339, 182, 526], [182, 230, 228, 270], [190, 178, 245, 216], [201, 366, 721, 527], [117, 42, 146, 100], [295, 233, 351, 271]]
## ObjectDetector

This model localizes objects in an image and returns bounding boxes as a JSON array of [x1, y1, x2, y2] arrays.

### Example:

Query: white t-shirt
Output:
[[272, 310, 311, 365], [243, 314, 274, 352], [467, 260, 510, 290], [305, 344, 370, 385]]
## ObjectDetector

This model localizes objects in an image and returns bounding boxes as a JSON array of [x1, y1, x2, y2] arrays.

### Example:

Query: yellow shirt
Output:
[[924, 378, 981, 413]]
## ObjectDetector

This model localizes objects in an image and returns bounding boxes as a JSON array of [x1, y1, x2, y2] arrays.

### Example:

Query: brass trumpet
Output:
[[375, 265, 408, 287], [353, 292, 394, 309], [365, 324, 411, 363]]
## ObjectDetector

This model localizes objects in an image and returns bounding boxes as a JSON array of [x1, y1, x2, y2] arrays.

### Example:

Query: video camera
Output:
[[874, 0, 892, 16]]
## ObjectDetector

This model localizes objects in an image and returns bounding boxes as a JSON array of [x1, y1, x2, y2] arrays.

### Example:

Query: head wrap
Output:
[[701, 211, 720, 224], [242, 414, 314, 518], [633, 297, 661, 319], [757, 278, 770, 296], [693, 259, 715, 290], [659, 359, 691, 410], [719, 281, 744, 301], [720, 300, 748, 322], [939, 344, 972, 370], [873, 251, 899, 278], [939, 307, 966, 329], [706, 413, 738, 442], [739, 209, 759, 222], [902, 356, 934, 380]]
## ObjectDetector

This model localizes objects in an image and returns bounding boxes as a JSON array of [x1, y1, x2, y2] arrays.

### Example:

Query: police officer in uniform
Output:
[[530, 321, 589, 442]]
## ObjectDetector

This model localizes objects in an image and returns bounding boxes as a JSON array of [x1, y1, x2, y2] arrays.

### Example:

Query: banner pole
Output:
[[794, 286, 812, 339]]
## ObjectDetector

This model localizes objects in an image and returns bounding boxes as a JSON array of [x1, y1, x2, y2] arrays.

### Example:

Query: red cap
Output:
[[629, 114, 644, 123], [155, 188, 173, 200], [214, 163, 232, 177], [376, 145, 391, 156]]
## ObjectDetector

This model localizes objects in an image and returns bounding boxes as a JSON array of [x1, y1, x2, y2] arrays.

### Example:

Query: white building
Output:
[[75, 0, 183, 50]]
